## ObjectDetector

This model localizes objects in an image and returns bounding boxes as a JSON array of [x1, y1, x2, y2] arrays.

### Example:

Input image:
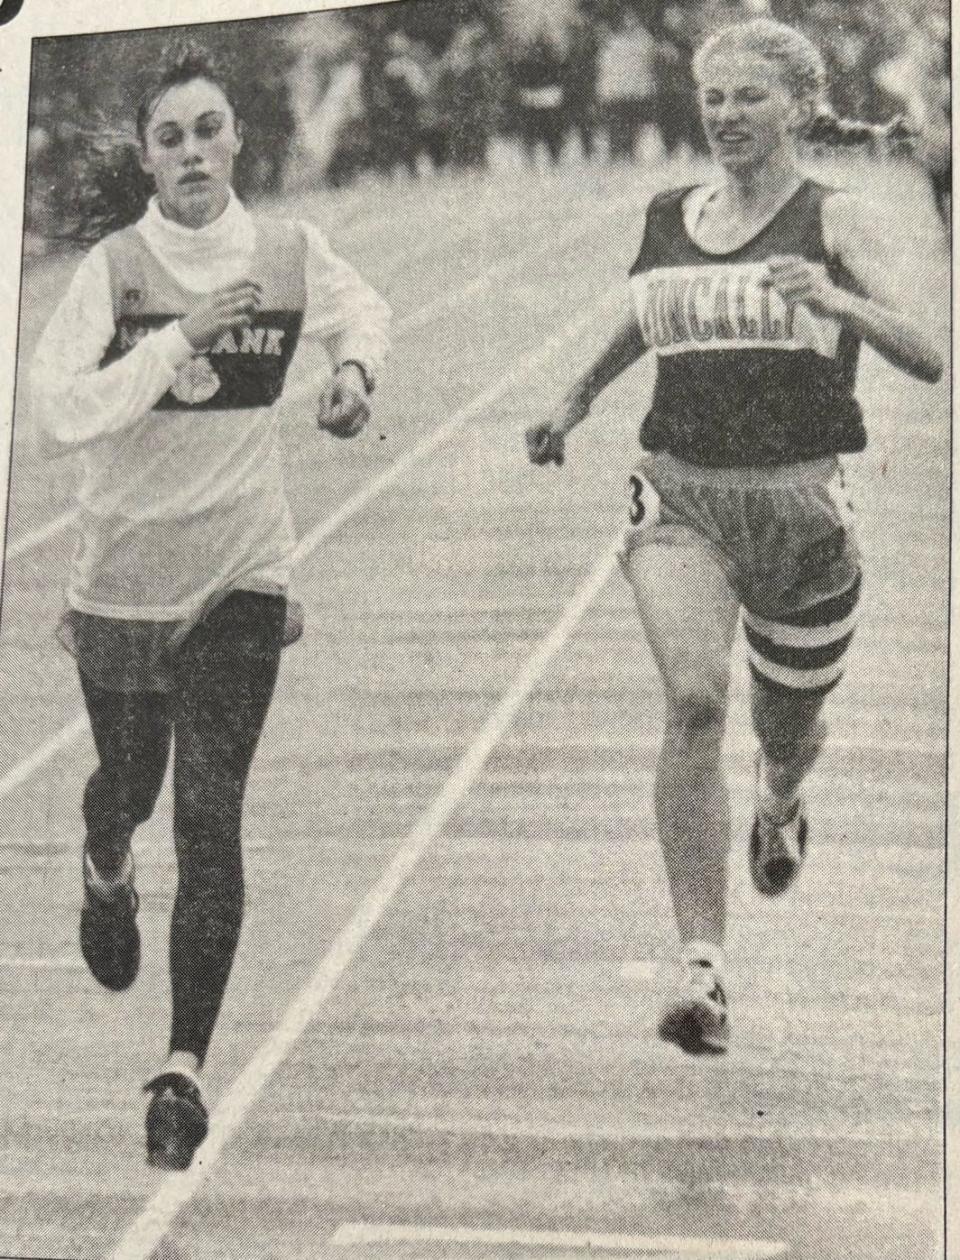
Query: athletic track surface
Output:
[[0, 154, 949, 1260]]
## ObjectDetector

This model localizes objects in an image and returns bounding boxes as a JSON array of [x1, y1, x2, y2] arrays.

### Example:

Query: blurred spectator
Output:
[[434, 23, 502, 170], [872, 9, 951, 226], [698, 0, 771, 34], [511, 28, 568, 167], [801, 1, 882, 122], [317, 49, 371, 190], [597, 10, 659, 162], [26, 0, 951, 230], [563, 12, 601, 161], [365, 31, 434, 178]]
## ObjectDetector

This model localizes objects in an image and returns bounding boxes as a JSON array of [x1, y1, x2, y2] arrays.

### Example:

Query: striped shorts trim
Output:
[[743, 571, 862, 695]]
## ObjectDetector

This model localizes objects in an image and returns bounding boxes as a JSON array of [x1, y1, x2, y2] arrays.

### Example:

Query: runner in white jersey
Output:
[[30, 44, 391, 1168], [526, 18, 942, 1056]]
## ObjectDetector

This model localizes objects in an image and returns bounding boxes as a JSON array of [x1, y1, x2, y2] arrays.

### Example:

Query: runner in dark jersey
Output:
[[526, 18, 942, 1057]]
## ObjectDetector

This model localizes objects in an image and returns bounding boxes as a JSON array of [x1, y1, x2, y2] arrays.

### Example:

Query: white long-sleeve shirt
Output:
[[31, 193, 391, 620]]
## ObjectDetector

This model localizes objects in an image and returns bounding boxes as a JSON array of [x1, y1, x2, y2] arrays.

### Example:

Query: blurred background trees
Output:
[[25, 0, 950, 242]]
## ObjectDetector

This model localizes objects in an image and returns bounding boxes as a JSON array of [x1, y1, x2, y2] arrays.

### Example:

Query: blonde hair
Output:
[[691, 17, 906, 149], [693, 18, 827, 111]]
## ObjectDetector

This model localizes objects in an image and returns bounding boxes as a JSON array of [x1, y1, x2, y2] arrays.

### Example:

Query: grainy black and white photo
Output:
[[0, 0, 950, 1256]]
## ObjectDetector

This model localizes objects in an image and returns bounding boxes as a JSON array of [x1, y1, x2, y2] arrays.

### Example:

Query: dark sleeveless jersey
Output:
[[628, 180, 866, 468], [99, 219, 306, 411]]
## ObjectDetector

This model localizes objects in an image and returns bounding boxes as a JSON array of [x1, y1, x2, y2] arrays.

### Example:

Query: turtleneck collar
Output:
[[135, 189, 256, 294]]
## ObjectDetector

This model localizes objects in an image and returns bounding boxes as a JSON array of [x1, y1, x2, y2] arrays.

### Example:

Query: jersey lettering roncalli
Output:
[[629, 180, 866, 468]]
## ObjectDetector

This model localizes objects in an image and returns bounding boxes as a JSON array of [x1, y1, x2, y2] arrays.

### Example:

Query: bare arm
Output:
[[564, 312, 648, 427], [527, 312, 648, 465], [766, 192, 943, 384]]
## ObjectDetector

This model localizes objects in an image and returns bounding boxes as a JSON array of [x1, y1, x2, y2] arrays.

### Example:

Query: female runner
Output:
[[526, 18, 942, 1056], [31, 45, 391, 1166]]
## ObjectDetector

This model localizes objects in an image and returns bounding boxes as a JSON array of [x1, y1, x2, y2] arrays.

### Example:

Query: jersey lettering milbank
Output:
[[630, 262, 840, 358], [102, 311, 303, 410]]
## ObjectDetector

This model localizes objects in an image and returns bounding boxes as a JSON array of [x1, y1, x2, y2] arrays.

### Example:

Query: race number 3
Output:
[[628, 474, 646, 525], [626, 471, 661, 532]]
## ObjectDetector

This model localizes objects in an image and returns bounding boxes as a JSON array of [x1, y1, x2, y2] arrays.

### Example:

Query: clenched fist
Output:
[[180, 281, 262, 352], [318, 363, 371, 439], [525, 422, 566, 467]]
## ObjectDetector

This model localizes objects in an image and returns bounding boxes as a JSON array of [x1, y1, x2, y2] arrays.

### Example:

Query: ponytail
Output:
[[805, 109, 914, 152], [55, 122, 154, 245], [694, 20, 915, 157]]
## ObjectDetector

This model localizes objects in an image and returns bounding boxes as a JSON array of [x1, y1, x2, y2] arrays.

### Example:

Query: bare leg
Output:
[[624, 541, 739, 949], [750, 679, 829, 819]]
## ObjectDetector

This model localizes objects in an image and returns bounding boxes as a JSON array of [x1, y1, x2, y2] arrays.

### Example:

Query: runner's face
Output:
[[140, 78, 242, 228], [698, 53, 802, 171]]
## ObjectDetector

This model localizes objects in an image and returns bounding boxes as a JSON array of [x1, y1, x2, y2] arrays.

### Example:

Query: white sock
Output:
[[161, 1052, 202, 1088], [757, 754, 799, 824], [84, 848, 133, 897]]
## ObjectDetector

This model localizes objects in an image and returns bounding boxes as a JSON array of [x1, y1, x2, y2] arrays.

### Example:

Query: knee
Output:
[[175, 769, 243, 840], [663, 686, 728, 754], [84, 767, 163, 832]]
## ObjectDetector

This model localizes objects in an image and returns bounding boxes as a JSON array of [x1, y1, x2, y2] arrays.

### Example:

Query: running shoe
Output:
[[144, 1072, 209, 1171], [749, 792, 808, 898], [80, 845, 140, 992], [657, 964, 729, 1056]]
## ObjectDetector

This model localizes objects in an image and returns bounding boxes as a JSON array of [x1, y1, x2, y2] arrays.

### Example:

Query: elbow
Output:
[[33, 399, 90, 456], [36, 413, 82, 458], [925, 350, 945, 385], [913, 347, 944, 385]]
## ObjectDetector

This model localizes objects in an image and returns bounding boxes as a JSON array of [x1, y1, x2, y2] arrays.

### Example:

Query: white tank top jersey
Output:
[[30, 193, 391, 621]]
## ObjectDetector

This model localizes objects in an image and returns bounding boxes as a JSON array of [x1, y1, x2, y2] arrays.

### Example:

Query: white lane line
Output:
[[291, 294, 614, 563], [330, 1222, 787, 1258], [0, 957, 83, 970], [3, 185, 631, 566], [0, 713, 88, 803], [108, 542, 620, 1260], [5, 511, 76, 562], [0, 294, 618, 809]]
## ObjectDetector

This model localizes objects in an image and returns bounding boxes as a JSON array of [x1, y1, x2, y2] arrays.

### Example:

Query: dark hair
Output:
[[135, 41, 237, 145], [59, 41, 237, 244]]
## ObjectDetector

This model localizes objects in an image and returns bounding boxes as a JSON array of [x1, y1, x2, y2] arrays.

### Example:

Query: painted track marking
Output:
[[330, 1221, 788, 1258], [0, 711, 87, 801], [108, 541, 620, 1260]]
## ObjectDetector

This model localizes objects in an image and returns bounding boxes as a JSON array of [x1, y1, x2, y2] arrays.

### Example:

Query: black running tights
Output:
[[79, 592, 285, 1068]]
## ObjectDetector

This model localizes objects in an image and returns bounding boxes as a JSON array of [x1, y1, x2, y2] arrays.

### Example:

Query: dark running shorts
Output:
[[56, 586, 300, 694], [618, 450, 862, 696]]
